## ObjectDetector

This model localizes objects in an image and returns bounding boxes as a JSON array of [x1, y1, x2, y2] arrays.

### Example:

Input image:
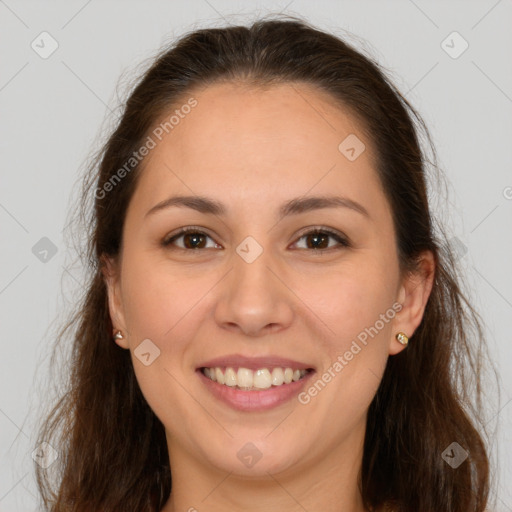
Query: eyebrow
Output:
[[145, 194, 370, 219]]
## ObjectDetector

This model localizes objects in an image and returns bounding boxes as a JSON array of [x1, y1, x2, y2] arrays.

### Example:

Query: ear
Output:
[[389, 250, 435, 355], [101, 254, 129, 349]]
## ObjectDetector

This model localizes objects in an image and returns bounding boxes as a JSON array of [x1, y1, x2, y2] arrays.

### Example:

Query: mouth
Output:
[[199, 366, 315, 391], [195, 355, 316, 412]]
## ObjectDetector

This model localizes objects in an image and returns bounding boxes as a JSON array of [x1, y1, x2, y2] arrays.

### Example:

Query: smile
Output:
[[201, 366, 313, 390]]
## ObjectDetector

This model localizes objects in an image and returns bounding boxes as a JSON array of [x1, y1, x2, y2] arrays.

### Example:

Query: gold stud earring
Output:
[[113, 330, 124, 341], [395, 332, 409, 346]]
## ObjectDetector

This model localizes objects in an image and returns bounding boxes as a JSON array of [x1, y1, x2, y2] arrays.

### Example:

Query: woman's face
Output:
[[105, 82, 432, 480]]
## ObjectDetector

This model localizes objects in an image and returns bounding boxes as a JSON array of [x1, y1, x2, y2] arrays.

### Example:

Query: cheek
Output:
[[295, 274, 395, 430], [118, 255, 211, 427], [121, 263, 173, 340], [302, 259, 398, 347], [307, 261, 397, 407], [120, 254, 216, 356]]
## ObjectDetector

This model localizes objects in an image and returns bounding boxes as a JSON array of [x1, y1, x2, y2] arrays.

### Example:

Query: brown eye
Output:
[[181, 232, 207, 249], [162, 228, 221, 250], [293, 228, 350, 251]]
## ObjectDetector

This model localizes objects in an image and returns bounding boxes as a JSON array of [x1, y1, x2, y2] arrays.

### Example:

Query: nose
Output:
[[213, 245, 294, 337]]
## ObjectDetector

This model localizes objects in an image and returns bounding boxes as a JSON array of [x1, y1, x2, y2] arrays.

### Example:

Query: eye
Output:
[[161, 226, 350, 252], [162, 226, 221, 250], [292, 227, 350, 251]]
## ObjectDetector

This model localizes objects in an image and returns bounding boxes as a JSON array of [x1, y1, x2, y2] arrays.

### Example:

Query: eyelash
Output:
[[161, 225, 351, 252]]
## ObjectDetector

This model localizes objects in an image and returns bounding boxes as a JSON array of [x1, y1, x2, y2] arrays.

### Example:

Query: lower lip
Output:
[[197, 369, 315, 412]]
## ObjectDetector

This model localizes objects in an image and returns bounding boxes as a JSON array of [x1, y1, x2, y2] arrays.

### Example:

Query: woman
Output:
[[35, 15, 493, 512]]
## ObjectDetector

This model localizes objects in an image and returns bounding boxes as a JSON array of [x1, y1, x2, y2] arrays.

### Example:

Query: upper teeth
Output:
[[202, 367, 309, 390]]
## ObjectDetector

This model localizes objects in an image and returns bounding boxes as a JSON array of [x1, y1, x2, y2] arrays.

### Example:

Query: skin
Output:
[[103, 82, 434, 512]]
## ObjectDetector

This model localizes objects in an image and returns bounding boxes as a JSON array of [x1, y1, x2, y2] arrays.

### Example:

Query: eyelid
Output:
[[163, 225, 212, 241]]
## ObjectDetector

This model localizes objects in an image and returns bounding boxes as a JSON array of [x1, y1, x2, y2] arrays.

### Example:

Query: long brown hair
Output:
[[35, 14, 497, 511]]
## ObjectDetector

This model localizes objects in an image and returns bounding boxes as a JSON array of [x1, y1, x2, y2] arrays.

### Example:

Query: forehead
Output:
[[130, 81, 386, 219], [169, 80, 372, 160]]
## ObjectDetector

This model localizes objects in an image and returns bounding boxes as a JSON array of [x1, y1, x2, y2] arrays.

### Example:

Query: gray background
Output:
[[1, 0, 511, 510]]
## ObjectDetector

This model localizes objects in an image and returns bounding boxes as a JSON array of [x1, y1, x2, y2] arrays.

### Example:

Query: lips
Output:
[[196, 353, 315, 372], [194, 353, 317, 411]]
